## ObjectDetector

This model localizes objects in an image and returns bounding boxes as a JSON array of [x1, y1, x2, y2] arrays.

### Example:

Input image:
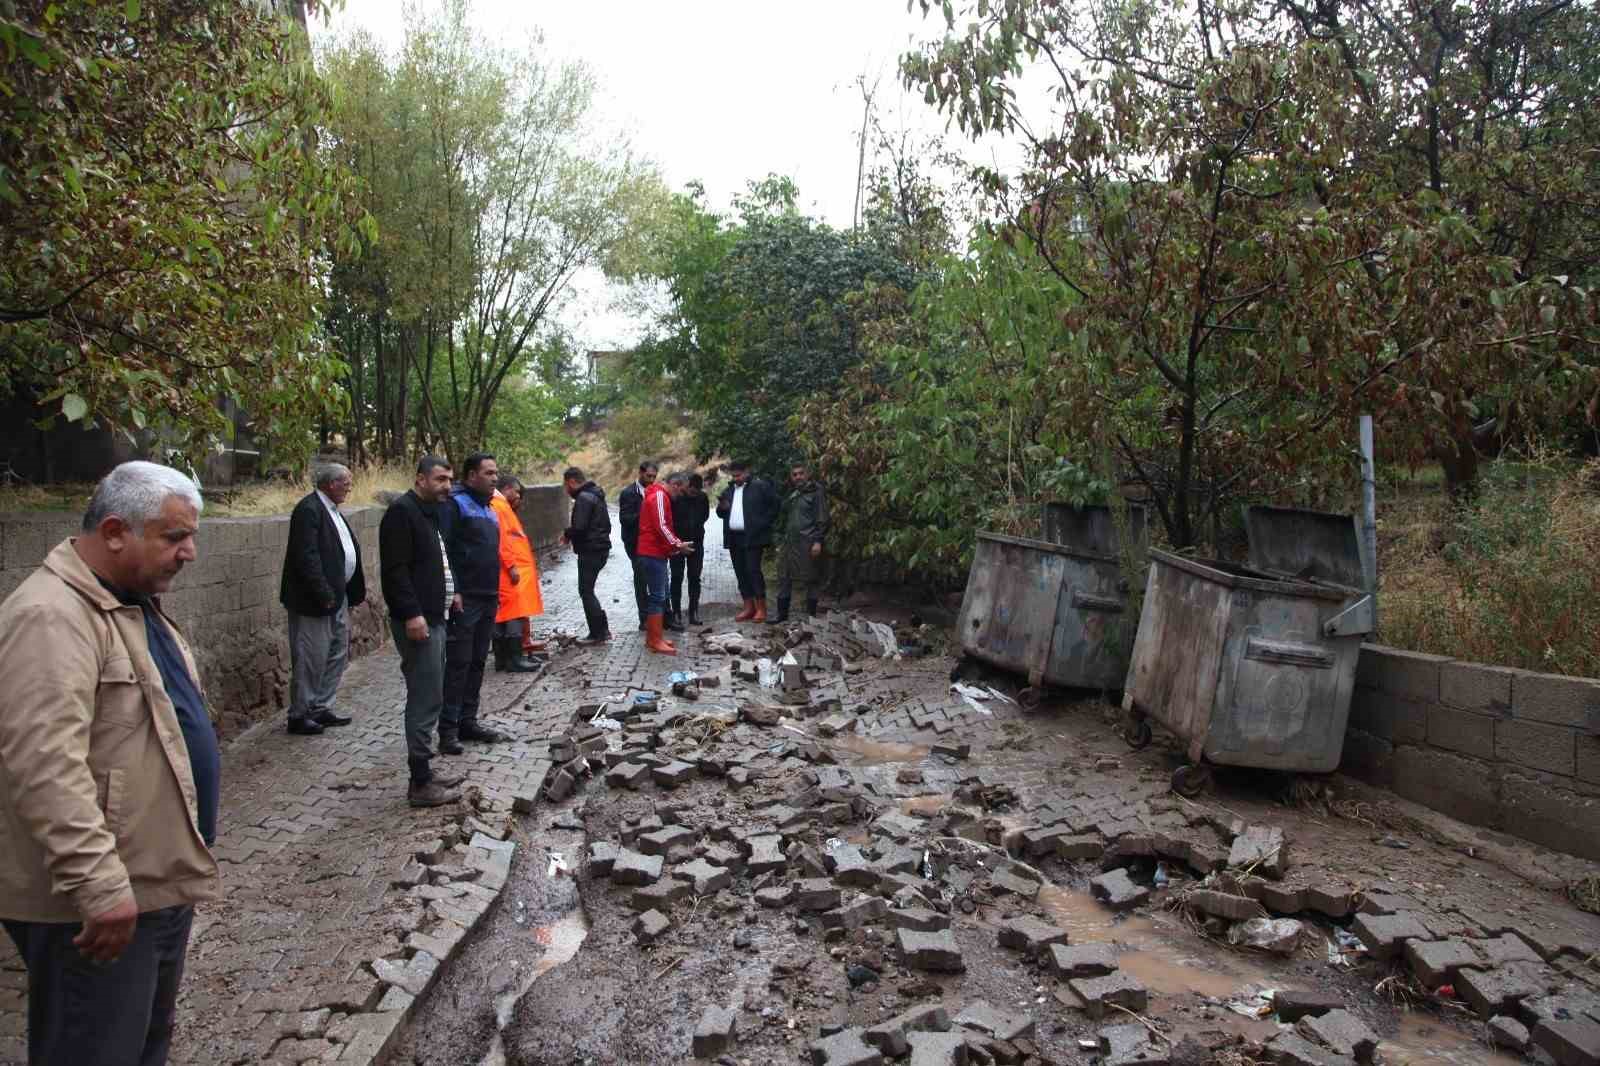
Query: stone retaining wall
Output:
[[1341, 643, 1600, 860], [0, 485, 570, 738]]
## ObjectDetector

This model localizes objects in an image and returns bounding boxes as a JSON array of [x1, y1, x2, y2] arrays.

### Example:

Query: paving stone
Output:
[[1403, 938, 1479, 988], [828, 844, 877, 888], [861, 1003, 951, 1056], [795, 878, 843, 912], [633, 908, 672, 945], [871, 843, 922, 876], [637, 825, 696, 857], [896, 928, 965, 972], [1273, 988, 1343, 1023], [1047, 942, 1118, 978], [1350, 911, 1431, 960], [1054, 834, 1105, 861], [1471, 933, 1544, 967], [931, 741, 970, 760], [995, 914, 1069, 956], [1097, 1022, 1167, 1066], [1297, 1009, 1379, 1064], [1457, 962, 1549, 1018], [1267, 1031, 1353, 1066], [808, 1026, 885, 1066], [887, 907, 950, 932], [1490, 1015, 1531, 1052], [746, 833, 787, 875], [371, 951, 439, 998], [693, 1004, 739, 1058], [703, 843, 743, 872], [610, 848, 664, 885], [1533, 1013, 1600, 1066], [630, 878, 692, 910], [586, 841, 619, 877], [820, 896, 888, 931], [651, 759, 697, 788], [1188, 889, 1267, 922], [673, 858, 733, 895], [1229, 825, 1289, 878], [906, 1030, 969, 1066], [604, 762, 649, 788], [988, 866, 1041, 900], [756, 884, 795, 908], [952, 999, 1034, 1042], [1089, 868, 1150, 912], [1303, 883, 1355, 918], [1069, 973, 1149, 1020]]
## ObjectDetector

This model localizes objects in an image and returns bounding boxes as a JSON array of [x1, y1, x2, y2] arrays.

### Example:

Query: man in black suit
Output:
[[617, 460, 657, 632], [716, 460, 780, 623], [280, 461, 366, 736]]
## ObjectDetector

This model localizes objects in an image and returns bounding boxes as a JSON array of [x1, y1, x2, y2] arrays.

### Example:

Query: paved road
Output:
[[0, 508, 746, 1065]]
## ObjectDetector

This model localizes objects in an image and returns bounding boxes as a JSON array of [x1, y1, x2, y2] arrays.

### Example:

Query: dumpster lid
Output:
[[1243, 505, 1367, 591], [1040, 503, 1148, 559]]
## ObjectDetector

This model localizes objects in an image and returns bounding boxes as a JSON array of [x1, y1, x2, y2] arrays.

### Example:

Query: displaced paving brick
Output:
[[1090, 868, 1150, 912], [1097, 1023, 1165, 1066], [1047, 942, 1118, 978], [746, 833, 787, 875], [905, 1031, 968, 1066], [1533, 1013, 1600, 1066], [989, 866, 1041, 900], [1229, 825, 1289, 879], [795, 878, 843, 912], [610, 848, 664, 885], [1489, 1015, 1531, 1052], [828, 844, 877, 887], [1403, 938, 1479, 988], [1297, 1008, 1379, 1064], [1350, 911, 1431, 960], [630, 878, 691, 910], [871, 843, 922, 875], [931, 741, 970, 759], [1055, 834, 1106, 861], [633, 908, 672, 945], [637, 826, 696, 857], [887, 907, 950, 932], [651, 760, 698, 788], [896, 928, 965, 972], [1457, 962, 1549, 1018], [693, 1004, 739, 1058], [862, 1003, 951, 1056], [808, 1026, 885, 1066], [1267, 1031, 1352, 1066], [604, 762, 649, 789], [1471, 933, 1543, 968], [1189, 889, 1267, 922], [1303, 883, 1354, 918], [1069, 973, 1149, 1020], [1273, 988, 1343, 1023], [756, 884, 795, 908], [996, 915, 1069, 956], [952, 999, 1035, 1042], [371, 951, 439, 997], [672, 858, 733, 895], [586, 841, 619, 877], [703, 843, 743, 871], [820, 896, 888, 931]]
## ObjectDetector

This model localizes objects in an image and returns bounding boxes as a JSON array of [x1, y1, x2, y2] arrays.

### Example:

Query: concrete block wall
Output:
[[0, 507, 390, 739], [1342, 643, 1600, 860]]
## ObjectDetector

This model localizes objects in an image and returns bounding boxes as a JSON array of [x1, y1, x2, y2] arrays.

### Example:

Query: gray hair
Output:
[[313, 461, 352, 489], [665, 472, 688, 486], [82, 461, 204, 532]]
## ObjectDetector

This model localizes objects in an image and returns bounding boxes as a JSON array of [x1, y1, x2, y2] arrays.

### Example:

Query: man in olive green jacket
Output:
[[0, 461, 221, 1066], [774, 461, 830, 622]]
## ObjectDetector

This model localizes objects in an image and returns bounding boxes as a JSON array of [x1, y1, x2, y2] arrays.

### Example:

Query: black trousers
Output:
[[577, 550, 610, 638], [443, 593, 496, 731], [669, 544, 704, 617], [4, 904, 193, 1066], [624, 548, 647, 625], [727, 533, 768, 601]]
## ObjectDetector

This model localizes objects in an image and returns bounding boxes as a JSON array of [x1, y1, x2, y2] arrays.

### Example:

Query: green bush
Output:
[[604, 405, 671, 469]]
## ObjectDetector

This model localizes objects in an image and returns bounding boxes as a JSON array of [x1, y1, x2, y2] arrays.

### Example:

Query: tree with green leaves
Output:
[[0, 0, 370, 462]]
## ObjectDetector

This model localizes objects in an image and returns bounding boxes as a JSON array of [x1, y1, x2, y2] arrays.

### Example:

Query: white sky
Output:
[[316, 1, 1040, 351]]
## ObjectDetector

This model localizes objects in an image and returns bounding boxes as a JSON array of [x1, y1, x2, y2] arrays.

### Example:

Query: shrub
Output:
[[603, 405, 671, 471]]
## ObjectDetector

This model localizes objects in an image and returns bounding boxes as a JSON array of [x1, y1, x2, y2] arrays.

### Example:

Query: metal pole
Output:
[[1359, 414, 1378, 631]]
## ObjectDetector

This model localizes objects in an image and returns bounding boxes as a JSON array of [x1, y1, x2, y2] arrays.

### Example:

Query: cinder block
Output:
[[1439, 661, 1515, 714], [1339, 728, 1395, 787], [1390, 747, 1500, 828], [1428, 706, 1496, 760], [1496, 719, 1577, 777], [1579, 736, 1600, 788], [1357, 644, 1448, 703], [1500, 773, 1600, 862], [1348, 689, 1427, 744], [2, 516, 76, 571], [1514, 670, 1600, 734]]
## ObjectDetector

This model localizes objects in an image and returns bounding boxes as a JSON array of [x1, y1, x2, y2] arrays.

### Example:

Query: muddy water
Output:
[[833, 734, 931, 764], [478, 911, 591, 1066], [1386, 1011, 1523, 1066], [901, 794, 950, 817]]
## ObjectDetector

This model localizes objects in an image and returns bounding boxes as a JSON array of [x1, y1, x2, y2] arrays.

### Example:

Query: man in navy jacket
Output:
[[440, 453, 509, 751]]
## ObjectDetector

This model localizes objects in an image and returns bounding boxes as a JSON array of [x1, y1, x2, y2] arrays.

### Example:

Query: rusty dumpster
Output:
[[957, 504, 1147, 700], [1120, 505, 1374, 795]]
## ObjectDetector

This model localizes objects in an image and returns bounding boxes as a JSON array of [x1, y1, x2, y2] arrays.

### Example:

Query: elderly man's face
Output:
[[324, 473, 353, 505], [104, 496, 199, 595]]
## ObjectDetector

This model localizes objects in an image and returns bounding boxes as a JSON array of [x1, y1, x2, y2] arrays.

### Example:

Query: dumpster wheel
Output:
[[1121, 715, 1153, 750], [1171, 763, 1211, 798]]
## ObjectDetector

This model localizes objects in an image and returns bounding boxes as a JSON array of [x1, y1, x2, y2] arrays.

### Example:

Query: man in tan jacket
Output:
[[0, 461, 221, 1066]]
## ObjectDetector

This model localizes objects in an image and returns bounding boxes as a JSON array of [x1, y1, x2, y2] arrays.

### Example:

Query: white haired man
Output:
[[279, 461, 367, 735], [0, 460, 221, 1066]]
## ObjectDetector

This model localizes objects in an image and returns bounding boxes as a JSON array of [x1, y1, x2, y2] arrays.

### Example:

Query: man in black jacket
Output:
[[562, 466, 612, 643], [280, 462, 367, 736], [717, 460, 781, 623], [617, 460, 657, 631], [379, 456, 466, 808], [441, 452, 509, 750], [667, 472, 709, 629]]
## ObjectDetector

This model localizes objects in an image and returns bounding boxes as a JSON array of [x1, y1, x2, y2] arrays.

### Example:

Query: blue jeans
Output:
[[640, 556, 670, 617]]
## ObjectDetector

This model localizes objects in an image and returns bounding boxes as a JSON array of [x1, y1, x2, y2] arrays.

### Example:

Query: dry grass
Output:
[[526, 425, 718, 497], [208, 464, 414, 516]]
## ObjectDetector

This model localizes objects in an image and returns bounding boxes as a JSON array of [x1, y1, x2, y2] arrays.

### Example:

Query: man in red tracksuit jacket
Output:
[[637, 476, 693, 654]]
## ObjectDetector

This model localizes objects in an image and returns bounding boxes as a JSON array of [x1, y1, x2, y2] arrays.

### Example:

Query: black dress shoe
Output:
[[287, 717, 324, 736], [437, 731, 465, 756], [312, 710, 353, 727], [458, 723, 508, 743]]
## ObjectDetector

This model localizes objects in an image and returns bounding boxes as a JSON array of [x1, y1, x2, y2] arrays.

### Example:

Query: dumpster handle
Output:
[[1243, 636, 1335, 669], [1070, 590, 1124, 613]]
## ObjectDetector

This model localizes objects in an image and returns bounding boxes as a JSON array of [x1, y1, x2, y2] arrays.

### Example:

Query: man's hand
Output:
[[560, 532, 571, 546], [677, 542, 696, 556], [810, 542, 823, 560], [405, 615, 429, 642], [451, 594, 463, 615], [509, 566, 521, 586], [74, 897, 137, 963]]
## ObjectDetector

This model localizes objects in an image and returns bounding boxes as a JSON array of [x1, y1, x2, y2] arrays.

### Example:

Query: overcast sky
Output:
[[316, 1, 1034, 350]]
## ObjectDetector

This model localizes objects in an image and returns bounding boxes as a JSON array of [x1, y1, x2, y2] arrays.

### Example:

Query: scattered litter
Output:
[[1327, 928, 1365, 966], [513, 898, 527, 925], [1153, 862, 1169, 889], [951, 682, 996, 716], [824, 837, 843, 851], [1375, 834, 1411, 849], [1227, 987, 1275, 1018], [667, 671, 699, 685], [547, 853, 568, 878], [587, 709, 622, 732], [863, 620, 899, 658], [757, 658, 778, 688], [1227, 917, 1304, 956], [1077, 1038, 1099, 1052], [985, 686, 1017, 704]]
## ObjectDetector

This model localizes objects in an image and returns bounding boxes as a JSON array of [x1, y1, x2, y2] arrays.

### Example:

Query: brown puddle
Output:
[[478, 910, 590, 1066], [901, 794, 952, 817], [834, 734, 931, 765], [1386, 1011, 1523, 1065]]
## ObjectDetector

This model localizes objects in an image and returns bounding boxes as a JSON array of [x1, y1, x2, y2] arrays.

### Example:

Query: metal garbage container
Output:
[[957, 504, 1147, 702], [1120, 505, 1374, 795]]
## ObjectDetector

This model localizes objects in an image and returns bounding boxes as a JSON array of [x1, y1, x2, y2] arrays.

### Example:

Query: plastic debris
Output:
[[1153, 862, 1170, 888], [1227, 917, 1304, 956], [547, 853, 568, 878], [757, 658, 778, 688]]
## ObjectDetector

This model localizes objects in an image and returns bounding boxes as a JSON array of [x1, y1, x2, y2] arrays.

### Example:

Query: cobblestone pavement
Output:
[[0, 512, 745, 1065]]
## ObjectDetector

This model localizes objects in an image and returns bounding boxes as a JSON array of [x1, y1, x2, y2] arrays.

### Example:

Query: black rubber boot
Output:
[[688, 593, 701, 626], [437, 728, 464, 756], [499, 639, 542, 673], [770, 596, 791, 624], [806, 598, 819, 617], [491, 638, 509, 672], [665, 612, 687, 632]]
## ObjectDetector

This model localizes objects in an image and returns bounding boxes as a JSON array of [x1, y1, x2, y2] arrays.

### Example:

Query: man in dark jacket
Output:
[[280, 461, 367, 736], [378, 456, 466, 808], [716, 460, 781, 623], [562, 467, 612, 643], [774, 462, 830, 622], [441, 452, 509, 750], [667, 472, 710, 629], [617, 460, 657, 631]]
